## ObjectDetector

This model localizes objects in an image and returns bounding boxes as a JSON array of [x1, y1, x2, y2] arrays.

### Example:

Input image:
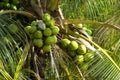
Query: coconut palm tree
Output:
[[0, 0, 120, 80]]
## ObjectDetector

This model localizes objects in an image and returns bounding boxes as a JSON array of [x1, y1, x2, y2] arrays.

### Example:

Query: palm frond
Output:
[[0, 14, 33, 79], [13, 43, 30, 80], [85, 54, 120, 80], [0, 69, 13, 80], [65, 19, 120, 30], [92, 12, 120, 65], [0, 60, 13, 80]]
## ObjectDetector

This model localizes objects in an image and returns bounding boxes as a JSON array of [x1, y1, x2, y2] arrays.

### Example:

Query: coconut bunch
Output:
[[22, 13, 95, 71], [24, 13, 60, 53], [52, 21, 94, 71], [0, 0, 19, 10], [59, 36, 95, 71]]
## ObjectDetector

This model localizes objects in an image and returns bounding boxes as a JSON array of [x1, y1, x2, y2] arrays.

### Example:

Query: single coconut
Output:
[[43, 28, 52, 36], [68, 41, 78, 50], [43, 45, 52, 52], [45, 35, 57, 45], [33, 39, 43, 48]]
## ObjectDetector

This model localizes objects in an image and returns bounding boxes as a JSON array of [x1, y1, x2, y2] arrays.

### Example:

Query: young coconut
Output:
[[51, 26, 60, 35], [33, 30, 43, 39], [79, 62, 89, 71], [24, 26, 31, 34], [31, 21, 38, 27], [8, 23, 19, 34], [33, 39, 43, 48], [46, 19, 55, 27], [84, 52, 94, 62], [42, 13, 51, 22], [77, 44, 87, 55], [68, 41, 78, 50], [61, 38, 71, 48], [68, 50, 76, 58], [43, 28, 52, 36], [74, 55, 84, 65], [43, 45, 52, 52], [29, 26, 37, 34], [45, 35, 57, 45]]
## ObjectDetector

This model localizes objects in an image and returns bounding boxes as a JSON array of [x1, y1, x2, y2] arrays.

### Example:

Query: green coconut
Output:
[[8, 23, 18, 34], [33, 30, 43, 39], [77, 44, 87, 55], [33, 39, 43, 48], [61, 38, 70, 48], [51, 26, 60, 35], [45, 35, 57, 45], [43, 28, 52, 36], [74, 55, 84, 65], [84, 52, 94, 62], [42, 13, 51, 22], [43, 45, 52, 52], [68, 41, 78, 50]]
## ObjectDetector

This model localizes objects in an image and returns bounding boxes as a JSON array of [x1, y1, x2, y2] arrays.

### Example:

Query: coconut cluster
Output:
[[0, 0, 19, 10], [60, 38, 95, 71], [77, 23, 92, 36], [24, 13, 59, 52]]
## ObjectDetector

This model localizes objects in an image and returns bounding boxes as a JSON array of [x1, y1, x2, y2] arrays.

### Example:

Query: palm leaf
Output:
[[0, 69, 13, 80], [92, 12, 120, 66], [85, 55, 120, 80], [0, 60, 13, 80], [0, 15, 19, 78], [13, 43, 30, 80], [65, 19, 120, 30], [0, 14, 33, 80]]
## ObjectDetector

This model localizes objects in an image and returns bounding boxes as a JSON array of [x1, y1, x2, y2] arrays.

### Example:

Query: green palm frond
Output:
[[0, 69, 13, 80], [0, 14, 32, 79], [65, 19, 120, 30], [93, 13, 120, 47], [0, 60, 13, 80], [92, 11, 120, 66], [85, 54, 120, 80], [13, 43, 30, 80]]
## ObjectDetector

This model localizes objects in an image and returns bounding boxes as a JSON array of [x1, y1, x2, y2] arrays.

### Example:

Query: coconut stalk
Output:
[[0, 10, 36, 18], [47, 0, 61, 11]]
